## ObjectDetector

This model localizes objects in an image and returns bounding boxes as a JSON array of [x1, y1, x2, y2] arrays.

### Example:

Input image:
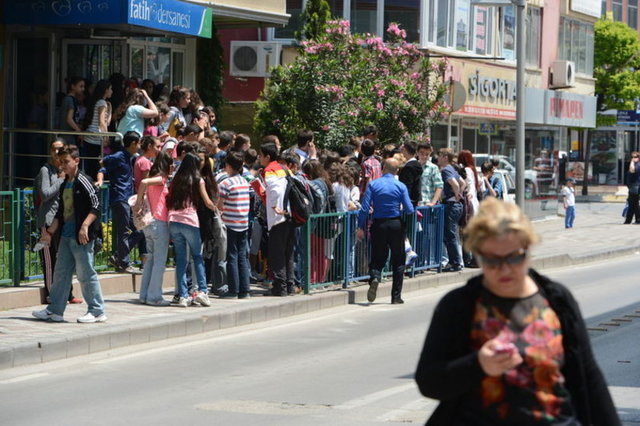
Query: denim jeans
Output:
[[139, 220, 170, 303], [443, 202, 463, 267], [48, 237, 105, 316], [226, 229, 251, 296], [169, 222, 207, 298], [565, 205, 576, 228]]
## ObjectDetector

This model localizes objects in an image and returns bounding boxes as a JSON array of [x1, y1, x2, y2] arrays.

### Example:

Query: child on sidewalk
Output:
[[32, 144, 106, 323], [562, 178, 576, 229]]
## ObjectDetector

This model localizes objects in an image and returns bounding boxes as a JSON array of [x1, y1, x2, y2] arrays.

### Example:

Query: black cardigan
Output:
[[415, 269, 620, 426]]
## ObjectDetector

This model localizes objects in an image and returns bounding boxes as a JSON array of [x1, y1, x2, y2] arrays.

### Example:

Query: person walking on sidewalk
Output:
[[415, 197, 620, 426], [561, 178, 576, 229], [34, 139, 83, 304], [624, 151, 640, 224], [33, 145, 106, 323], [356, 158, 414, 304]]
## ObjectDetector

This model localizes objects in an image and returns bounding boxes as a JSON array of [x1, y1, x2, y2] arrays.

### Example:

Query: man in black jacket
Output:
[[33, 144, 107, 323], [398, 140, 422, 206]]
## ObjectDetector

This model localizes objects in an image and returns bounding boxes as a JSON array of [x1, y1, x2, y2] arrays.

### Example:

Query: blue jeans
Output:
[[444, 202, 463, 267], [565, 205, 576, 228], [139, 220, 170, 303], [48, 237, 105, 316], [226, 229, 251, 296], [169, 222, 207, 298]]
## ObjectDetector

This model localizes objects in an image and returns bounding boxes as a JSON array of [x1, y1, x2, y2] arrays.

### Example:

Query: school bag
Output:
[[284, 172, 313, 227]]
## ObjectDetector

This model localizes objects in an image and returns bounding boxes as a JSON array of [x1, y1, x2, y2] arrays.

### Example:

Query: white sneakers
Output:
[[76, 312, 108, 323], [195, 291, 211, 307], [32, 309, 107, 323], [32, 309, 64, 322]]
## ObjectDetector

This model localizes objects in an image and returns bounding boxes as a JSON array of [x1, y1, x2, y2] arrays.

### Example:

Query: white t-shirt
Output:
[[561, 186, 575, 207], [85, 99, 110, 145]]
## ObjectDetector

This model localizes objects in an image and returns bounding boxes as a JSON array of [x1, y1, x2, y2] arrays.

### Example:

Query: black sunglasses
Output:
[[477, 249, 528, 269]]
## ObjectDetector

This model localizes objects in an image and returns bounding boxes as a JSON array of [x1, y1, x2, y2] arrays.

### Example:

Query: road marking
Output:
[[0, 373, 49, 384], [335, 382, 416, 410]]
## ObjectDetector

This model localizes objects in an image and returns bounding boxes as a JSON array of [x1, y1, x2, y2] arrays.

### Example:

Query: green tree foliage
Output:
[[594, 18, 640, 113], [255, 20, 450, 149], [295, 0, 331, 42], [196, 20, 225, 113]]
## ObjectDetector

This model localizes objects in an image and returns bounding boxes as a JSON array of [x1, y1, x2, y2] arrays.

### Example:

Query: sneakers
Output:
[[177, 297, 189, 308], [195, 291, 211, 307], [32, 309, 64, 322], [68, 297, 83, 304], [238, 293, 251, 299], [405, 250, 418, 266], [171, 294, 181, 304], [76, 312, 107, 323], [116, 265, 142, 275], [146, 299, 171, 306], [367, 277, 379, 303]]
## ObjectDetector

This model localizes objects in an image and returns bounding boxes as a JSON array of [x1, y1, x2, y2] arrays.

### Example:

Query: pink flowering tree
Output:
[[254, 20, 450, 149]]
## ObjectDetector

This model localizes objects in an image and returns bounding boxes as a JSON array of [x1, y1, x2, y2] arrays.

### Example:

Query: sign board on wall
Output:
[[452, 59, 517, 120], [571, 0, 601, 18], [478, 123, 497, 135], [525, 88, 597, 128]]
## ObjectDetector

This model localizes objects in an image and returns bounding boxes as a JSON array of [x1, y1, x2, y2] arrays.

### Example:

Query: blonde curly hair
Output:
[[463, 197, 539, 253]]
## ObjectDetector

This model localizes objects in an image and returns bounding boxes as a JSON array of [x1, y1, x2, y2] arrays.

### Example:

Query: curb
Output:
[[2, 245, 639, 371]]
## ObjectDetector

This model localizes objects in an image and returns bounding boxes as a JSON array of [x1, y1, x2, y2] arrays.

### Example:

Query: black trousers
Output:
[[268, 221, 295, 295], [625, 185, 640, 224], [369, 217, 405, 300]]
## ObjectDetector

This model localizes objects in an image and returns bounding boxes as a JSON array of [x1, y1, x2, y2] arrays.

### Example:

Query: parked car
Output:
[[474, 154, 538, 199]]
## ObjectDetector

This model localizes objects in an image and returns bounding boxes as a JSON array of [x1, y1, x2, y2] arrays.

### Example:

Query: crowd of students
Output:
[[32, 80, 512, 322]]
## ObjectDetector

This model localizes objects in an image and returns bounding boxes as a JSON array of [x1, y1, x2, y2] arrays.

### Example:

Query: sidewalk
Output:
[[0, 202, 637, 370]]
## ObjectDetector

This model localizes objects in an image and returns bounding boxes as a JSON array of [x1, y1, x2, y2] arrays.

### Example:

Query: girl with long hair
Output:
[[458, 150, 481, 215], [83, 79, 113, 177], [159, 86, 191, 137], [114, 88, 158, 136], [166, 152, 216, 307], [134, 151, 173, 305]]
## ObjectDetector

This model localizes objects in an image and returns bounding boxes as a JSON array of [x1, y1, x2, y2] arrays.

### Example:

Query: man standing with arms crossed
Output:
[[356, 158, 414, 304]]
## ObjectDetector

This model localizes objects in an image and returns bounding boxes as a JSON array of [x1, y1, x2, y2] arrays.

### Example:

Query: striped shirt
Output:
[[219, 174, 251, 231]]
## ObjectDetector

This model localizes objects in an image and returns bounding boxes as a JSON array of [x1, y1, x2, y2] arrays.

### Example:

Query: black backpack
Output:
[[284, 173, 313, 227]]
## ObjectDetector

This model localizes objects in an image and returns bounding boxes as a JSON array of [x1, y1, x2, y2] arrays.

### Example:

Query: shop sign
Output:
[[478, 123, 497, 135], [452, 59, 517, 120], [3, 0, 212, 38], [128, 0, 213, 38], [525, 88, 596, 128]]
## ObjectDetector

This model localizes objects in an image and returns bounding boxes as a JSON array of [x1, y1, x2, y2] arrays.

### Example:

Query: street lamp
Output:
[[471, 0, 527, 209]]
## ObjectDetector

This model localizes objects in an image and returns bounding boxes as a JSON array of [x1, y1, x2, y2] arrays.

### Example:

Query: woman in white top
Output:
[[83, 79, 113, 179], [459, 150, 481, 216]]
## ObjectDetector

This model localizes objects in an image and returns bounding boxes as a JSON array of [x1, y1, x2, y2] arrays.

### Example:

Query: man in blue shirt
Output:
[[102, 131, 144, 274], [356, 158, 415, 304]]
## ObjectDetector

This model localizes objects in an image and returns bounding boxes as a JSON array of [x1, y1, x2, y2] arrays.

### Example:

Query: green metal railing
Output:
[[301, 205, 445, 294]]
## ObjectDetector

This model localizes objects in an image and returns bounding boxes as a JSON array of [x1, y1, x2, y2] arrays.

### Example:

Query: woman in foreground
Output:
[[415, 197, 619, 425]]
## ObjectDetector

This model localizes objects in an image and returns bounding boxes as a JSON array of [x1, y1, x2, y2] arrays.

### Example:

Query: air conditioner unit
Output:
[[550, 60, 576, 88], [230, 41, 282, 78]]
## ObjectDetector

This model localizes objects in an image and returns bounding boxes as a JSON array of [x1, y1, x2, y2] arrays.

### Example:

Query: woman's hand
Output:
[[478, 339, 523, 377]]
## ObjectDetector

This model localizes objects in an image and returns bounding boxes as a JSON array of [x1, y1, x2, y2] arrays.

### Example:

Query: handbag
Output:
[[128, 194, 154, 230]]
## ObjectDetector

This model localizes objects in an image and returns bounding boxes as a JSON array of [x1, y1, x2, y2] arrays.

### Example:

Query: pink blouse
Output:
[[147, 177, 168, 222]]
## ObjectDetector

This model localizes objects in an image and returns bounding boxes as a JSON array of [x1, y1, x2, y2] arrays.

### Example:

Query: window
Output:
[[558, 17, 594, 75], [612, 0, 622, 21], [471, 6, 492, 55], [526, 7, 541, 67], [384, 0, 420, 42], [601, 0, 607, 16], [274, 0, 304, 39], [630, 0, 638, 29], [500, 5, 516, 61]]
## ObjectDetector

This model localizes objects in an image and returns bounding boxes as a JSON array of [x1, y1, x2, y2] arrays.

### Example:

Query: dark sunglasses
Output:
[[477, 249, 528, 269]]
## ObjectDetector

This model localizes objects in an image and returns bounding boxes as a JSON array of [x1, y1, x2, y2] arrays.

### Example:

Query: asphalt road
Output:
[[1, 256, 640, 425]]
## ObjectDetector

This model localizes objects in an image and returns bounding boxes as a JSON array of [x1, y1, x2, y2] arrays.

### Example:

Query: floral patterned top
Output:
[[463, 287, 579, 425]]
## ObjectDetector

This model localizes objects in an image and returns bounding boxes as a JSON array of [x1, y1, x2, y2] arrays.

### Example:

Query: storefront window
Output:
[[384, 0, 420, 43], [146, 46, 171, 86], [590, 130, 619, 184], [172, 52, 184, 87], [131, 47, 144, 80]]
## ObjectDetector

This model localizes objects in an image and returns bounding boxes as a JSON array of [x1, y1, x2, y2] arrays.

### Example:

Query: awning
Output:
[[3, 0, 214, 38]]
